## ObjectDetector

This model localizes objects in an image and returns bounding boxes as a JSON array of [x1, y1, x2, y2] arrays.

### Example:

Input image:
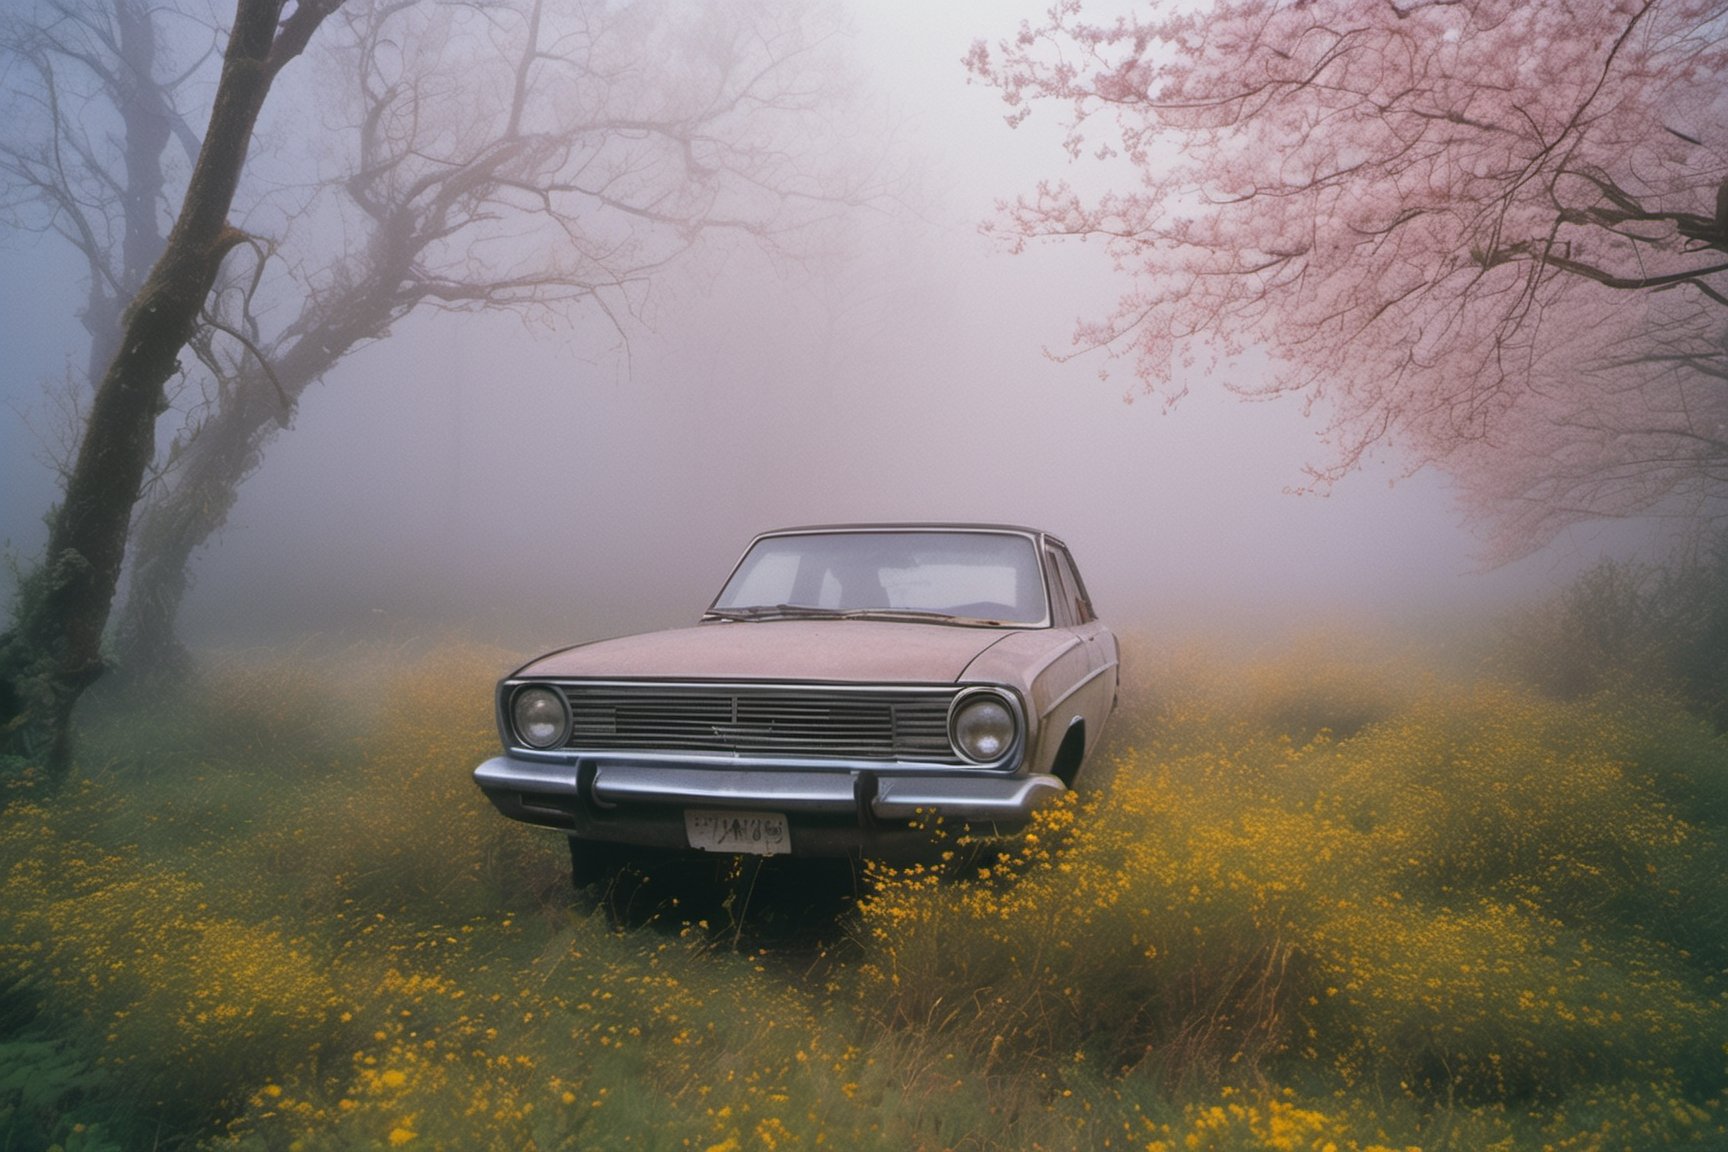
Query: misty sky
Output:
[[0, 0, 1665, 655]]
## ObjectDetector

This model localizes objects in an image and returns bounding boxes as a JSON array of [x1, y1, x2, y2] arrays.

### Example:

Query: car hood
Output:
[[514, 619, 1034, 684]]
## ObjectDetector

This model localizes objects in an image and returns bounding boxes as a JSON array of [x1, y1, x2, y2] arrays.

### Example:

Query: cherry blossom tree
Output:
[[967, 0, 1728, 557]]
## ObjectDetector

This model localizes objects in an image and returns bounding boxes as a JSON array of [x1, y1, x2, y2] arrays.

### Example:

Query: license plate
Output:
[[684, 809, 789, 855]]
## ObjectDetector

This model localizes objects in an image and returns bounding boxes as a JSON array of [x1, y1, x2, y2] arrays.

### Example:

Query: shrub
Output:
[[1499, 531, 1728, 731]]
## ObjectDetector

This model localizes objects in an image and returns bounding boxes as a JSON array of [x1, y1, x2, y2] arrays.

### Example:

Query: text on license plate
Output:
[[684, 809, 789, 855]]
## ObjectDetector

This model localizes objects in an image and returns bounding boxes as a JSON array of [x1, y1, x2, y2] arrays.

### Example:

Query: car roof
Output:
[[752, 522, 1053, 539]]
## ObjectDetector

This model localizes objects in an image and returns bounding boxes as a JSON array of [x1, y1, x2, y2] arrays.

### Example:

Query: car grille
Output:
[[545, 682, 961, 763]]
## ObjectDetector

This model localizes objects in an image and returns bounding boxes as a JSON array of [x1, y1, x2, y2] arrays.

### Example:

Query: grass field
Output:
[[1, 632, 1724, 1150]]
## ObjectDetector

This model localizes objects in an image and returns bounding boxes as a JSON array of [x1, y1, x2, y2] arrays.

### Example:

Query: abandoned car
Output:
[[473, 524, 1118, 876]]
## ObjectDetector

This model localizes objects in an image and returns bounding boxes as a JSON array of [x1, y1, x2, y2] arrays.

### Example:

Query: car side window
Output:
[[1043, 550, 1076, 628], [1050, 545, 1095, 624]]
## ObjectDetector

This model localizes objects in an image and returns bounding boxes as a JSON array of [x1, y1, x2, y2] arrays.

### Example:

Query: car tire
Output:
[[568, 835, 627, 890]]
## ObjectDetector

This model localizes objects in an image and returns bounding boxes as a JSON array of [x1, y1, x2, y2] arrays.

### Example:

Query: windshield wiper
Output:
[[702, 604, 844, 622], [836, 608, 1010, 626], [705, 605, 1011, 626], [702, 607, 759, 621]]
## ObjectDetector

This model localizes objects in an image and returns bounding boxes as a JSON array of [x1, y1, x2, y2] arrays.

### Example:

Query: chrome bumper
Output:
[[472, 755, 1064, 848]]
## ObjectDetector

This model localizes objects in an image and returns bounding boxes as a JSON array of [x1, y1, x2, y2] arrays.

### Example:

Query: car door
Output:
[[1047, 540, 1118, 719]]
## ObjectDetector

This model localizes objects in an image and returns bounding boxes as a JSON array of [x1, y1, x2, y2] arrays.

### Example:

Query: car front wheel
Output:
[[568, 835, 630, 890]]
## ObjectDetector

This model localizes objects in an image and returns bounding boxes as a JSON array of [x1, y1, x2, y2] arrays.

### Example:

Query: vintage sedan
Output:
[[473, 524, 1118, 877]]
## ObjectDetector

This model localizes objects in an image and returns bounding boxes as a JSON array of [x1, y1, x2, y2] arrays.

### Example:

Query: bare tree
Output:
[[0, 0, 340, 782], [108, 0, 880, 670], [2, 0, 882, 708], [0, 0, 214, 405]]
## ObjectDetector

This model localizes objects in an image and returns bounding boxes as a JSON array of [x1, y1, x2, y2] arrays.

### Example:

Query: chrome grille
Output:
[[548, 682, 960, 762]]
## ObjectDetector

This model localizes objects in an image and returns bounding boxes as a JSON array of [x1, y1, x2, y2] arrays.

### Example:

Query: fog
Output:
[[0, 0, 1667, 658]]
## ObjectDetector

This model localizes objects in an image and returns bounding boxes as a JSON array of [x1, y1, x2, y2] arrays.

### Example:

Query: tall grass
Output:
[[1, 634, 1724, 1150]]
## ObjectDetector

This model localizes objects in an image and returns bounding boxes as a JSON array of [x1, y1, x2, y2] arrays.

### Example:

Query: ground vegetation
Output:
[[1, 591, 1723, 1149]]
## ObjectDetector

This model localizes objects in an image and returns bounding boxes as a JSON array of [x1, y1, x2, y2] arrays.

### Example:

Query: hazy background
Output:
[[0, 0, 1664, 656]]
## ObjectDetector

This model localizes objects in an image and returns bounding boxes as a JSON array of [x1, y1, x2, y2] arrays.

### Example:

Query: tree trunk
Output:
[[114, 362, 290, 675], [0, 0, 339, 784], [114, 224, 419, 675]]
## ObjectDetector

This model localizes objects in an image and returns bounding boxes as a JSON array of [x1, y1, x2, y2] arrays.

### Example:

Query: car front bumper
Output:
[[472, 755, 1066, 857]]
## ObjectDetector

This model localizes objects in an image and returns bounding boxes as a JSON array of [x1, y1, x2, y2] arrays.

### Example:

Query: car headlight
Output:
[[949, 690, 1019, 764], [512, 685, 570, 749]]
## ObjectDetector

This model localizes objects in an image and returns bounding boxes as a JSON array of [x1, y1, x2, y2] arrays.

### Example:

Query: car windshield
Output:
[[710, 531, 1047, 625]]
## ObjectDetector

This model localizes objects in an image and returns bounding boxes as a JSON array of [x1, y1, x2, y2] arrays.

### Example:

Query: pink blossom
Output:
[[969, 0, 1728, 557]]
